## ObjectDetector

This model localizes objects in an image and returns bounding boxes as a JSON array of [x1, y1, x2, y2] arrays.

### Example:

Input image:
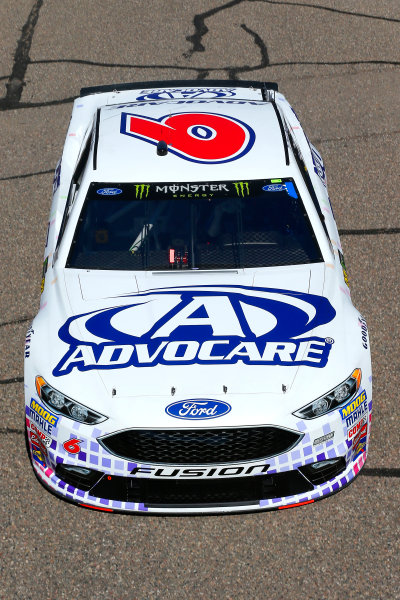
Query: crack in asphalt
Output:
[[227, 23, 270, 80], [184, 0, 244, 58], [0, 0, 398, 114], [184, 0, 400, 59], [253, 0, 400, 23], [0, 377, 24, 385], [267, 60, 400, 67], [0, 428, 25, 435], [313, 130, 400, 145], [0, 57, 398, 112], [360, 468, 400, 478], [0, 315, 33, 327], [0, 96, 76, 111], [340, 228, 400, 236], [29, 58, 400, 69], [196, 69, 211, 80], [31, 58, 203, 69], [0, 169, 53, 182], [0, 0, 43, 109]]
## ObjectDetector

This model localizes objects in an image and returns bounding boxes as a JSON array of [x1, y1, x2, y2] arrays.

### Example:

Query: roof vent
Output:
[[157, 140, 168, 156]]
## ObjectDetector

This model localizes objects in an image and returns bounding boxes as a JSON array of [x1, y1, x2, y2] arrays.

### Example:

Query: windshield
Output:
[[67, 179, 322, 270]]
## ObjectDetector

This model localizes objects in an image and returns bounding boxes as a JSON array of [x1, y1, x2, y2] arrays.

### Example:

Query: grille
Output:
[[89, 471, 313, 507], [98, 426, 303, 465]]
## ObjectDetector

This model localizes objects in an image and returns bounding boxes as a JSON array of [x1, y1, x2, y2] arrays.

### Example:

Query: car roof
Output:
[[56, 82, 335, 266], [91, 100, 291, 182]]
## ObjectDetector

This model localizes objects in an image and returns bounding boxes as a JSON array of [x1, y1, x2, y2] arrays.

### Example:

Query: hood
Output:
[[27, 262, 366, 426], [37, 263, 348, 402]]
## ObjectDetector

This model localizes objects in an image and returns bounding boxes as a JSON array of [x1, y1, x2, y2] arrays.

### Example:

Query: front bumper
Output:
[[25, 390, 372, 514]]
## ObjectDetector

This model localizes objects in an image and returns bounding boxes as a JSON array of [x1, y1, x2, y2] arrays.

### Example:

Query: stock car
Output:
[[24, 80, 372, 514]]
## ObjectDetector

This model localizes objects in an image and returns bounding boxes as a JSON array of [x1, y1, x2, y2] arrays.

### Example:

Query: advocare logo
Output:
[[53, 286, 336, 376], [120, 112, 255, 164], [135, 88, 237, 101], [165, 399, 231, 420]]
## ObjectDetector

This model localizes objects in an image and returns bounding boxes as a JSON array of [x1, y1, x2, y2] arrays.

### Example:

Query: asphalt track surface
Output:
[[1, 1, 399, 598]]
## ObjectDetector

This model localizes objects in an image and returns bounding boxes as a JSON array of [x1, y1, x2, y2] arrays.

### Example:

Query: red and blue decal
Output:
[[352, 420, 368, 459], [120, 112, 255, 164], [29, 433, 47, 468]]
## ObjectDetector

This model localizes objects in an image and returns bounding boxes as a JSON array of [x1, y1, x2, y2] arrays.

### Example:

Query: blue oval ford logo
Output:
[[96, 188, 123, 195], [166, 399, 231, 420]]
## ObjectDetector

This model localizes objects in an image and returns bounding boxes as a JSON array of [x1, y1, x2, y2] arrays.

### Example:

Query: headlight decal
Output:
[[35, 376, 107, 425], [293, 369, 362, 419]]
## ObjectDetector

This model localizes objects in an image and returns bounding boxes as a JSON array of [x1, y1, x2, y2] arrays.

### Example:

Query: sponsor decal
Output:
[[31, 443, 46, 467], [347, 415, 367, 443], [233, 182, 250, 197], [339, 391, 368, 427], [120, 112, 255, 164], [306, 138, 326, 186], [29, 421, 51, 448], [52, 285, 336, 376], [353, 440, 366, 458], [96, 188, 123, 196], [313, 432, 334, 446], [155, 183, 229, 195], [25, 325, 34, 358], [352, 418, 368, 459], [52, 159, 61, 195], [166, 399, 231, 420], [111, 100, 261, 111], [29, 399, 59, 434], [262, 182, 298, 199], [135, 88, 237, 101], [134, 184, 150, 199], [358, 315, 368, 350], [63, 437, 82, 454], [338, 251, 349, 287], [310, 147, 326, 185], [29, 429, 49, 463], [263, 184, 286, 193], [131, 464, 270, 478], [28, 422, 48, 467]]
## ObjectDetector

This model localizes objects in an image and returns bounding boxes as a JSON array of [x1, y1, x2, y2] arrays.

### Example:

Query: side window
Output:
[[54, 127, 93, 256], [287, 132, 332, 251]]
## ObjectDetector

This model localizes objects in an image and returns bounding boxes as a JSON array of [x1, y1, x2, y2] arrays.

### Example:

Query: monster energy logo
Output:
[[233, 182, 249, 197], [134, 184, 150, 199]]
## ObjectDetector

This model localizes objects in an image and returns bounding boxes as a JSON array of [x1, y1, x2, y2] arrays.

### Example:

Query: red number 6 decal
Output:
[[120, 112, 255, 164], [63, 437, 82, 454]]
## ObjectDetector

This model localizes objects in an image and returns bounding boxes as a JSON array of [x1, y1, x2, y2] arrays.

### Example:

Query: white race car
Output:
[[25, 80, 372, 514]]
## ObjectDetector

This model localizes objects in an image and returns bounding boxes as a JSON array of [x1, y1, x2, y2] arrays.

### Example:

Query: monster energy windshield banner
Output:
[[73, 178, 316, 271], [91, 179, 298, 201]]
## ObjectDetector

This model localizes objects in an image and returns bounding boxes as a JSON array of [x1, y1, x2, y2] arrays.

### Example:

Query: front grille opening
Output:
[[299, 457, 346, 485], [55, 464, 103, 491], [89, 471, 313, 507], [99, 426, 303, 465]]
